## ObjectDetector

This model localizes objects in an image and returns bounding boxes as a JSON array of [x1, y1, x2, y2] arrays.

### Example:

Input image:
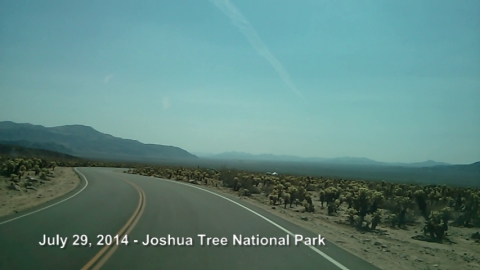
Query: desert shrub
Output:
[[219, 170, 239, 188], [239, 189, 251, 197], [39, 172, 48, 180]]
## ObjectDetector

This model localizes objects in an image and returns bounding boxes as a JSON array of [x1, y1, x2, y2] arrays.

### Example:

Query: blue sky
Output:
[[1, 0, 479, 164]]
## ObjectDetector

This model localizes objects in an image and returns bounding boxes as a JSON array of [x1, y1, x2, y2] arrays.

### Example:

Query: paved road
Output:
[[0, 167, 382, 270]]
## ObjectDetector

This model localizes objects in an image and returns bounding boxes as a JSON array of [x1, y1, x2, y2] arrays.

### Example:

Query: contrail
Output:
[[210, 0, 305, 102]]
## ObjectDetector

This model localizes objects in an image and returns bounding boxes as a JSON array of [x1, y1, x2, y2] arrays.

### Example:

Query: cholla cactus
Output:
[[319, 190, 325, 207], [269, 192, 278, 205], [428, 189, 442, 205], [233, 177, 239, 191], [327, 203, 335, 216], [390, 214, 398, 228], [370, 191, 384, 213], [393, 187, 404, 196], [345, 192, 353, 209], [432, 206, 451, 233], [325, 187, 339, 205], [283, 192, 291, 209], [33, 165, 40, 175], [414, 190, 428, 219], [302, 199, 314, 213], [39, 172, 48, 180], [370, 210, 382, 230], [302, 199, 309, 211], [423, 210, 447, 242], [353, 215, 362, 227], [327, 199, 341, 215], [347, 208, 358, 226], [352, 188, 371, 225], [239, 189, 251, 197]]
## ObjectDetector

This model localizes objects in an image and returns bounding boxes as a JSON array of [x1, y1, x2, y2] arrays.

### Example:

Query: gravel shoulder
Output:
[[0, 167, 80, 218]]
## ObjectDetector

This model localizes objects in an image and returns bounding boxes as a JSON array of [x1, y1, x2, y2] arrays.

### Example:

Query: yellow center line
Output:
[[92, 180, 146, 270], [81, 178, 146, 270]]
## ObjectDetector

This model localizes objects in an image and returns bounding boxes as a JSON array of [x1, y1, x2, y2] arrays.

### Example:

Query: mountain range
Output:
[[0, 121, 473, 170], [0, 121, 197, 161], [195, 151, 452, 168], [1, 121, 478, 186]]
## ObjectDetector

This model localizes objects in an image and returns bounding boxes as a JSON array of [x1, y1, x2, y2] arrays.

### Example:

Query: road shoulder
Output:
[[0, 167, 83, 220]]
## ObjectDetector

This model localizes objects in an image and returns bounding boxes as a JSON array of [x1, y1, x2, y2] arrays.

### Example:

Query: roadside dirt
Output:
[[193, 182, 480, 270], [0, 167, 81, 218]]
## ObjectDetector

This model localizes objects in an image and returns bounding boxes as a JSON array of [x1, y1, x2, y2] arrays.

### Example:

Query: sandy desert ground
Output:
[[0, 167, 80, 218]]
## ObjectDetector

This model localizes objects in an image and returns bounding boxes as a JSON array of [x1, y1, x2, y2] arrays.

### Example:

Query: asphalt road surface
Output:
[[0, 167, 382, 270]]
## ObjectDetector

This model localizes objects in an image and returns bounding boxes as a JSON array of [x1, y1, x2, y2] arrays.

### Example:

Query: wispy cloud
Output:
[[103, 74, 114, 83], [209, 0, 305, 102]]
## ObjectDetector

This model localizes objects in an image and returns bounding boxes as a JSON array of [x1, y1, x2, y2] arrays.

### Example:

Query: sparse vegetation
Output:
[[0, 155, 141, 193], [1, 153, 479, 270], [126, 165, 480, 243]]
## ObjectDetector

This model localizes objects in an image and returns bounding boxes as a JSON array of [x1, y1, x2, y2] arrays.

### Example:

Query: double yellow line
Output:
[[82, 179, 146, 270]]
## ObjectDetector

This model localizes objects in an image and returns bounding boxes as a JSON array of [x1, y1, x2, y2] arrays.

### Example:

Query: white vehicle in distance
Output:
[[266, 172, 278, 176]]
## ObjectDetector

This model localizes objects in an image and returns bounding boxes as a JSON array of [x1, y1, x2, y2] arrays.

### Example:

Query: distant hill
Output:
[[0, 143, 81, 160], [0, 140, 74, 154], [200, 151, 451, 167], [391, 160, 451, 167], [0, 121, 198, 162], [427, 161, 480, 172]]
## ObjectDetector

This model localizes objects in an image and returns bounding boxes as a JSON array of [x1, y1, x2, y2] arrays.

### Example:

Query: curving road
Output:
[[0, 167, 381, 270]]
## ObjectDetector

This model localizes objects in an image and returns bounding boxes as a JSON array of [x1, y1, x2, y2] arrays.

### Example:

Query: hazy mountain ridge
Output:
[[0, 121, 197, 161], [198, 151, 452, 167], [0, 143, 81, 160], [0, 140, 74, 154]]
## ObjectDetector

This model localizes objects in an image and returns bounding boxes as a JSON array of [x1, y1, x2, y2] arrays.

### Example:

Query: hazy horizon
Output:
[[1, 1, 479, 164], [191, 151, 457, 165]]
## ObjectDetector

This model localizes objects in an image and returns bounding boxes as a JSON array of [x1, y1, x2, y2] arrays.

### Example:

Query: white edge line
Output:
[[147, 176, 350, 270], [0, 167, 89, 226]]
